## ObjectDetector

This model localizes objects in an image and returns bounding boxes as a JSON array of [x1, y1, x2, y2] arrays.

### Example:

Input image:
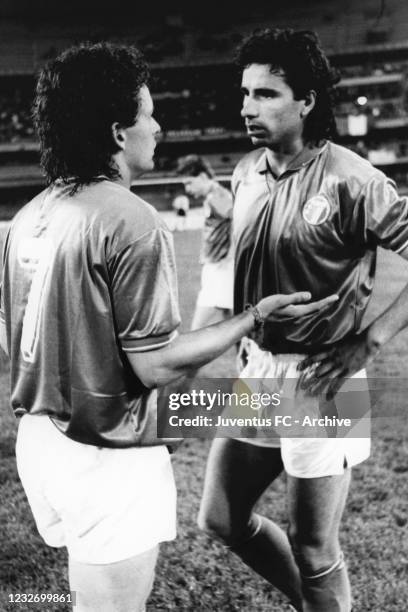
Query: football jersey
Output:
[[201, 182, 233, 264], [0, 179, 181, 447], [232, 141, 408, 353]]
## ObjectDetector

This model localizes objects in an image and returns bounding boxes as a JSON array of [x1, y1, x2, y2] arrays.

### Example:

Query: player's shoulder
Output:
[[231, 149, 266, 194], [8, 188, 50, 232], [325, 142, 386, 186], [89, 180, 168, 245], [233, 149, 266, 181]]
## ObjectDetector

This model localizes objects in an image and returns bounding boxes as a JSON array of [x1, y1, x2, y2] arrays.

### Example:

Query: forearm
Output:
[[129, 311, 255, 387], [128, 290, 325, 387]]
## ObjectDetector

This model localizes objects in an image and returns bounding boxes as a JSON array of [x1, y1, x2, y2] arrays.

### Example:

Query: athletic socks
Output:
[[230, 513, 303, 609], [300, 552, 351, 612]]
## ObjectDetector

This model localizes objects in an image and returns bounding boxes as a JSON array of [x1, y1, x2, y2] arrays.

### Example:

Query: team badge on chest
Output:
[[302, 195, 331, 225]]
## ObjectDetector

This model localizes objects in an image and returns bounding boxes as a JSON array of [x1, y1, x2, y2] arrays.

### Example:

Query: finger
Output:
[[298, 351, 333, 371], [308, 373, 340, 397], [316, 294, 339, 307], [326, 374, 348, 400], [273, 291, 312, 308], [307, 369, 346, 399], [296, 366, 319, 393], [300, 366, 343, 394], [290, 294, 339, 317], [315, 361, 339, 378]]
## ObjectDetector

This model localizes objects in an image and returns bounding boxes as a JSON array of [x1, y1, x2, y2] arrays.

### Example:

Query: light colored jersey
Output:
[[201, 182, 233, 264], [0, 179, 180, 447], [232, 141, 408, 353]]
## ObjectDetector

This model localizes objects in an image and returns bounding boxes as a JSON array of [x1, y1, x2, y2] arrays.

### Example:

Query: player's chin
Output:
[[248, 134, 269, 146], [145, 156, 155, 171]]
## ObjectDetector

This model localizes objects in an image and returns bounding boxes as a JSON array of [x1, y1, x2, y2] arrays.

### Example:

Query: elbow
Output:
[[143, 376, 159, 390], [136, 364, 172, 390], [137, 369, 160, 390], [139, 365, 183, 390]]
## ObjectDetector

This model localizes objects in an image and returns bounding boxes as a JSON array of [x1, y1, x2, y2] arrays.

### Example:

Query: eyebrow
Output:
[[240, 87, 280, 96]]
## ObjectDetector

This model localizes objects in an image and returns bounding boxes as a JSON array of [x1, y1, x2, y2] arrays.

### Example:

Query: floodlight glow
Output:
[[357, 96, 368, 106]]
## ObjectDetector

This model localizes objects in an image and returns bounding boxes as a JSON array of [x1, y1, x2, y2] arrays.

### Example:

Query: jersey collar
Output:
[[255, 141, 328, 178]]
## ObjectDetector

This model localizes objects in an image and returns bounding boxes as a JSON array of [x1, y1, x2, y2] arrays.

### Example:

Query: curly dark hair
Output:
[[33, 42, 149, 190], [235, 28, 340, 145]]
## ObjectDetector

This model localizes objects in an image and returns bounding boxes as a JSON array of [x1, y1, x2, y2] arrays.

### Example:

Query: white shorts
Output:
[[238, 339, 371, 479], [196, 257, 234, 310], [16, 414, 177, 564]]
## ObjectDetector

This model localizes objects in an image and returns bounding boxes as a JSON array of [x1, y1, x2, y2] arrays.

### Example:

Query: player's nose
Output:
[[241, 96, 257, 118], [152, 117, 161, 136]]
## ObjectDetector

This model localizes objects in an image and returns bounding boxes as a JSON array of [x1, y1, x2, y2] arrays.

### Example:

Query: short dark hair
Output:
[[34, 42, 150, 190], [235, 28, 340, 145], [176, 155, 215, 178]]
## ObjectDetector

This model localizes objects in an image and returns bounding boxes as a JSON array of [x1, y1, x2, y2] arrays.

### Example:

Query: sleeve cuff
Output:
[[122, 330, 178, 353]]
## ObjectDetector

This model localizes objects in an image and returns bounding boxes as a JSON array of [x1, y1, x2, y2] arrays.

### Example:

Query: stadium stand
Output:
[[1, 0, 408, 204]]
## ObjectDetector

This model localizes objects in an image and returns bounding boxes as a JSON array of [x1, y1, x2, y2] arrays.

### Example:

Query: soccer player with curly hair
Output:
[[0, 42, 333, 611], [198, 28, 408, 611]]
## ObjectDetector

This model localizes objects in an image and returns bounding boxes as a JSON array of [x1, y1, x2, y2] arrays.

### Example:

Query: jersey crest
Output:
[[302, 195, 331, 226]]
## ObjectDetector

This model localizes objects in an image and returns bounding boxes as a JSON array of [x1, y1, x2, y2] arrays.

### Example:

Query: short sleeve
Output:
[[208, 186, 233, 218], [351, 176, 408, 252], [108, 227, 181, 353]]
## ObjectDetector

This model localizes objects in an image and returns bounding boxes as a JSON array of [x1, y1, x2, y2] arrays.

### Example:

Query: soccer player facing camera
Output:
[[198, 29, 408, 611], [0, 43, 334, 611]]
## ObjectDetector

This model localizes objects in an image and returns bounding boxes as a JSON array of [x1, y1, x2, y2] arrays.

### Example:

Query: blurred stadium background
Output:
[[2, 0, 408, 213], [1, 1, 408, 611]]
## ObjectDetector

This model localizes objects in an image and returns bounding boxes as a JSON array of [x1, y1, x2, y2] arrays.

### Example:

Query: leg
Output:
[[68, 546, 159, 612], [287, 470, 352, 612], [198, 438, 302, 608]]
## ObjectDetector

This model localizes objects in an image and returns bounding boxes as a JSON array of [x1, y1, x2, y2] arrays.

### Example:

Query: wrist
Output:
[[245, 304, 265, 332]]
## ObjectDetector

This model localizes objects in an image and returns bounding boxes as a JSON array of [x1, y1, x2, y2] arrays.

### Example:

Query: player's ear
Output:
[[301, 90, 316, 119], [111, 122, 126, 150]]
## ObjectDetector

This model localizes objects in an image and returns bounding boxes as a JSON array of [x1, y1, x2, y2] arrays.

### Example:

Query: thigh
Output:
[[287, 469, 351, 546], [69, 545, 159, 612], [200, 438, 284, 529]]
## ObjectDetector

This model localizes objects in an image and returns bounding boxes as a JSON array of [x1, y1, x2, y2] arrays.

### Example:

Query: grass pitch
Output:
[[0, 228, 407, 611]]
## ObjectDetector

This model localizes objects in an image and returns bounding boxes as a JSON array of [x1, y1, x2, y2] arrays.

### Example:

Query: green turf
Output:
[[0, 228, 407, 611]]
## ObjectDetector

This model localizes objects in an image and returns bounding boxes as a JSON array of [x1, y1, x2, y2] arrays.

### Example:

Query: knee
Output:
[[197, 506, 231, 543], [288, 524, 339, 576], [197, 506, 255, 548]]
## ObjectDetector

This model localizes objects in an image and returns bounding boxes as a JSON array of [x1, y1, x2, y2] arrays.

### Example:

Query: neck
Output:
[[267, 137, 305, 175], [111, 153, 138, 190]]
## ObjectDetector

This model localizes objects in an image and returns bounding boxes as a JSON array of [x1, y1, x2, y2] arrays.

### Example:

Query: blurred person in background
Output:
[[171, 193, 190, 231], [177, 154, 234, 330]]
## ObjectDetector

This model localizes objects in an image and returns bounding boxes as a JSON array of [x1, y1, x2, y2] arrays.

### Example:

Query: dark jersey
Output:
[[0, 180, 180, 447], [232, 142, 408, 353]]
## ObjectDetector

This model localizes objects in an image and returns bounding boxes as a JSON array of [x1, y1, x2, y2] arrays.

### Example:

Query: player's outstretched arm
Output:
[[127, 292, 338, 388]]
